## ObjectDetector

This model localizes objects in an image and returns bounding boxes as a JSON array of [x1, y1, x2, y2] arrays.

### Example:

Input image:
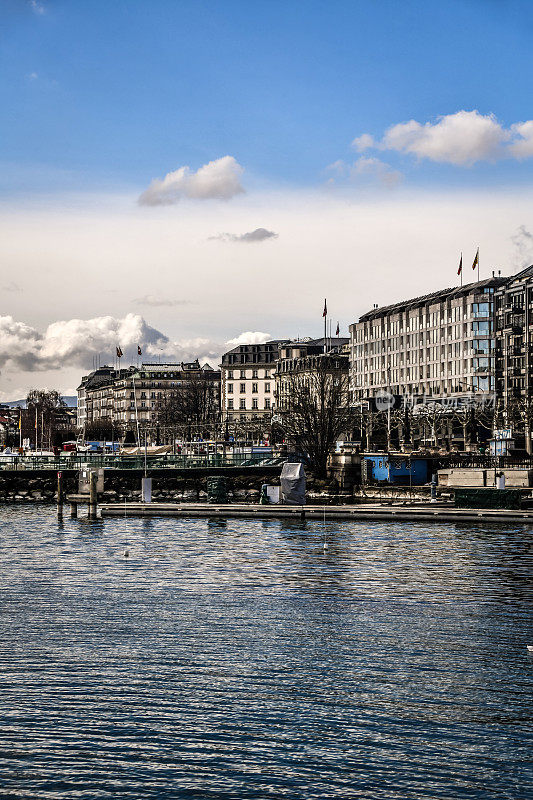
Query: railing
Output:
[[0, 453, 287, 471]]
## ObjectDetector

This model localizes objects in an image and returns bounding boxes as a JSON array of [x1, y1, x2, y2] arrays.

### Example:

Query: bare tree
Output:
[[25, 389, 67, 449], [274, 359, 354, 478], [157, 372, 220, 439]]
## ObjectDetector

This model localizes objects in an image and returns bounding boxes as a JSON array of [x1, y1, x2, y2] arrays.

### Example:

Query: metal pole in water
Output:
[[57, 470, 63, 518], [88, 471, 97, 519]]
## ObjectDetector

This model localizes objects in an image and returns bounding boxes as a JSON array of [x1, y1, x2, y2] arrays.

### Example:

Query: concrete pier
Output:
[[98, 501, 533, 524]]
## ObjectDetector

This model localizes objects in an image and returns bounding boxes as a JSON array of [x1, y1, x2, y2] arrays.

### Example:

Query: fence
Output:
[[0, 452, 287, 472]]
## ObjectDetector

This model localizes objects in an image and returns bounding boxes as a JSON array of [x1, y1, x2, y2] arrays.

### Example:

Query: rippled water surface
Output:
[[0, 506, 532, 799]]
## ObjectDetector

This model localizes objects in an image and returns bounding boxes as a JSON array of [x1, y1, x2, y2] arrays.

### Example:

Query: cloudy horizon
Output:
[[2, 1, 533, 400]]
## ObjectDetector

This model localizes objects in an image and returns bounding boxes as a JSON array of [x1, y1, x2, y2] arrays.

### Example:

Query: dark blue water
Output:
[[0, 506, 532, 799]]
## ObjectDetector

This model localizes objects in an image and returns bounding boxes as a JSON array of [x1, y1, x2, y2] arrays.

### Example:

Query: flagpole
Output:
[[324, 298, 327, 353], [477, 247, 480, 283], [460, 252, 463, 287]]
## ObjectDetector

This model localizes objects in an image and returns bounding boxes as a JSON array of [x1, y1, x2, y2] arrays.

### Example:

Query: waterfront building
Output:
[[494, 264, 533, 451], [220, 340, 288, 428], [274, 337, 350, 413], [77, 361, 220, 434], [349, 277, 507, 405]]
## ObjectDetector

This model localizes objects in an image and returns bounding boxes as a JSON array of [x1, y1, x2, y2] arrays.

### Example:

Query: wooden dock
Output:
[[98, 501, 533, 524]]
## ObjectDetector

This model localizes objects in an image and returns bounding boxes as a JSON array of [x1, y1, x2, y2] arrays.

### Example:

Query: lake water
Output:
[[0, 505, 532, 799]]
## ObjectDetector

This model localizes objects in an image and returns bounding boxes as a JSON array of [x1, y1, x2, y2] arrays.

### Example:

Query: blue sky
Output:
[[3, 0, 533, 192], [2, 0, 533, 399]]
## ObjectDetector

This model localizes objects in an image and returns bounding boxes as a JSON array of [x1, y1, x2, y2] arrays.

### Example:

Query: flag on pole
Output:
[[336, 321, 340, 336], [18, 410, 21, 430], [137, 345, 142, 355], [457, 254, 463, 276], [471, 248, 479, 271], [322, 299, 327, 318], [116, 346, 123, 358]]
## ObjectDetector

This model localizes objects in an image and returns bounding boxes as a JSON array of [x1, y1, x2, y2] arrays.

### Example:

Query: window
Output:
[[473, 320, 491, 335], [240, 383, 246, 393], [252, 383, 258, 393], [239, 399, 246, 409], [228, 399, 234, 410], [252, 398, 258, 409], [252, 369, 258, 379], [264, 398, 271, 409], [227, 383, 234, 394], [239, 370, 246, 378], [264, 370, 270, 378], [227, 370, 233, 379], [264, 383, 270, 392]]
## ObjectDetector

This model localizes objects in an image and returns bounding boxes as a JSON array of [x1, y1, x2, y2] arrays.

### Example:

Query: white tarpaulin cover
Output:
[[280, 462, 306, 505]]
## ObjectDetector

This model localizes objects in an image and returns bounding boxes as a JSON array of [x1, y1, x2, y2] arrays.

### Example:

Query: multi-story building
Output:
[[494, 265, 533, 405], [76, 366, 117, 429], [77, 361, 220, 434], [220, 340, 288, 426], [494, 264, 533, 450], [275, 337, 350, 412], [350, 277, 506, 404]]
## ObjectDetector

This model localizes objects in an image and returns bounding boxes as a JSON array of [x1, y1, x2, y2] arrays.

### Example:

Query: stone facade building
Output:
[[77, 361, 220, 434], [220, 340, 288, 426]]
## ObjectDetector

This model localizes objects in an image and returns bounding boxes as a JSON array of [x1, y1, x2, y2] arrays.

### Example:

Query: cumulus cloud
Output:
[[353, 110, 533, 166], [133, 295, 189, 307], [511, 225, 533, 268], [30, 0, 45, 14], [508, 121, 533, 159], [326, 156, 402, 188], [352, 133, 375, 152], [226, 331, 272, 346], [0, 314, 275, 374], [2, 282, 22, 292], [209, 227, 278, 243], [138, 156, 245, 206]]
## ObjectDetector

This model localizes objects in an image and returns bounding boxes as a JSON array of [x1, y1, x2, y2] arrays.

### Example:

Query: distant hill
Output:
[[2, 396, 77, 409]]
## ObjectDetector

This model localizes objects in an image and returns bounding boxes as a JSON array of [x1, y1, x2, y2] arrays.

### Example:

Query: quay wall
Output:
[[0, 467, 283, 504]]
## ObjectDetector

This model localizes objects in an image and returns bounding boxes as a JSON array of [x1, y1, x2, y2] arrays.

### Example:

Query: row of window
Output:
[[227, 398, 271, 410], [227, 383, 270, 394], [226, 369, 271, 379]]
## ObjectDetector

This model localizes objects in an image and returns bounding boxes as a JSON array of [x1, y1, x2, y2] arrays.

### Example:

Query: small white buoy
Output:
[[527, 645, 533, 652], [123, 549, 130, 557]]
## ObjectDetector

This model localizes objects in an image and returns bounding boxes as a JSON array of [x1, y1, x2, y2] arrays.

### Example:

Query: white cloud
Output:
[[326, 156, 402, 188], [350, 156, 402, 187], [209, 227, 278, 243], [226, 331, 272, 346], [0, 313, 276, 378], [28, 72, 39, 81], [138, 156, 245, 206], [2, 282, 22, 292], [352, 133, 375, 152], [509, 121, 533, 159], [511, 225, 533, 268], [30, 0, 45, 14], [133, 295, 189, 307], [353, 110, 533, 166]]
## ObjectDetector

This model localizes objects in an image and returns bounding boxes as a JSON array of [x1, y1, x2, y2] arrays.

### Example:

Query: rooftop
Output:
[[358, 276, 508, 322]]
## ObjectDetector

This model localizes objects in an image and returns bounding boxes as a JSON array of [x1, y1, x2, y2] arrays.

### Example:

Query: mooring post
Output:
[[88, 470, 97, 519], [70, 501, 78, 518], [57, 470, 63, 518]]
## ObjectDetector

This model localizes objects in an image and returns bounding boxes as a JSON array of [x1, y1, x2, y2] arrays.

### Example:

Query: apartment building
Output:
[[220, 340, 288, 425], [350, 277, 507, 403], [494, 263, 533, 414], [275, 337, 350, 412], [77, 361, 220, 432]]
